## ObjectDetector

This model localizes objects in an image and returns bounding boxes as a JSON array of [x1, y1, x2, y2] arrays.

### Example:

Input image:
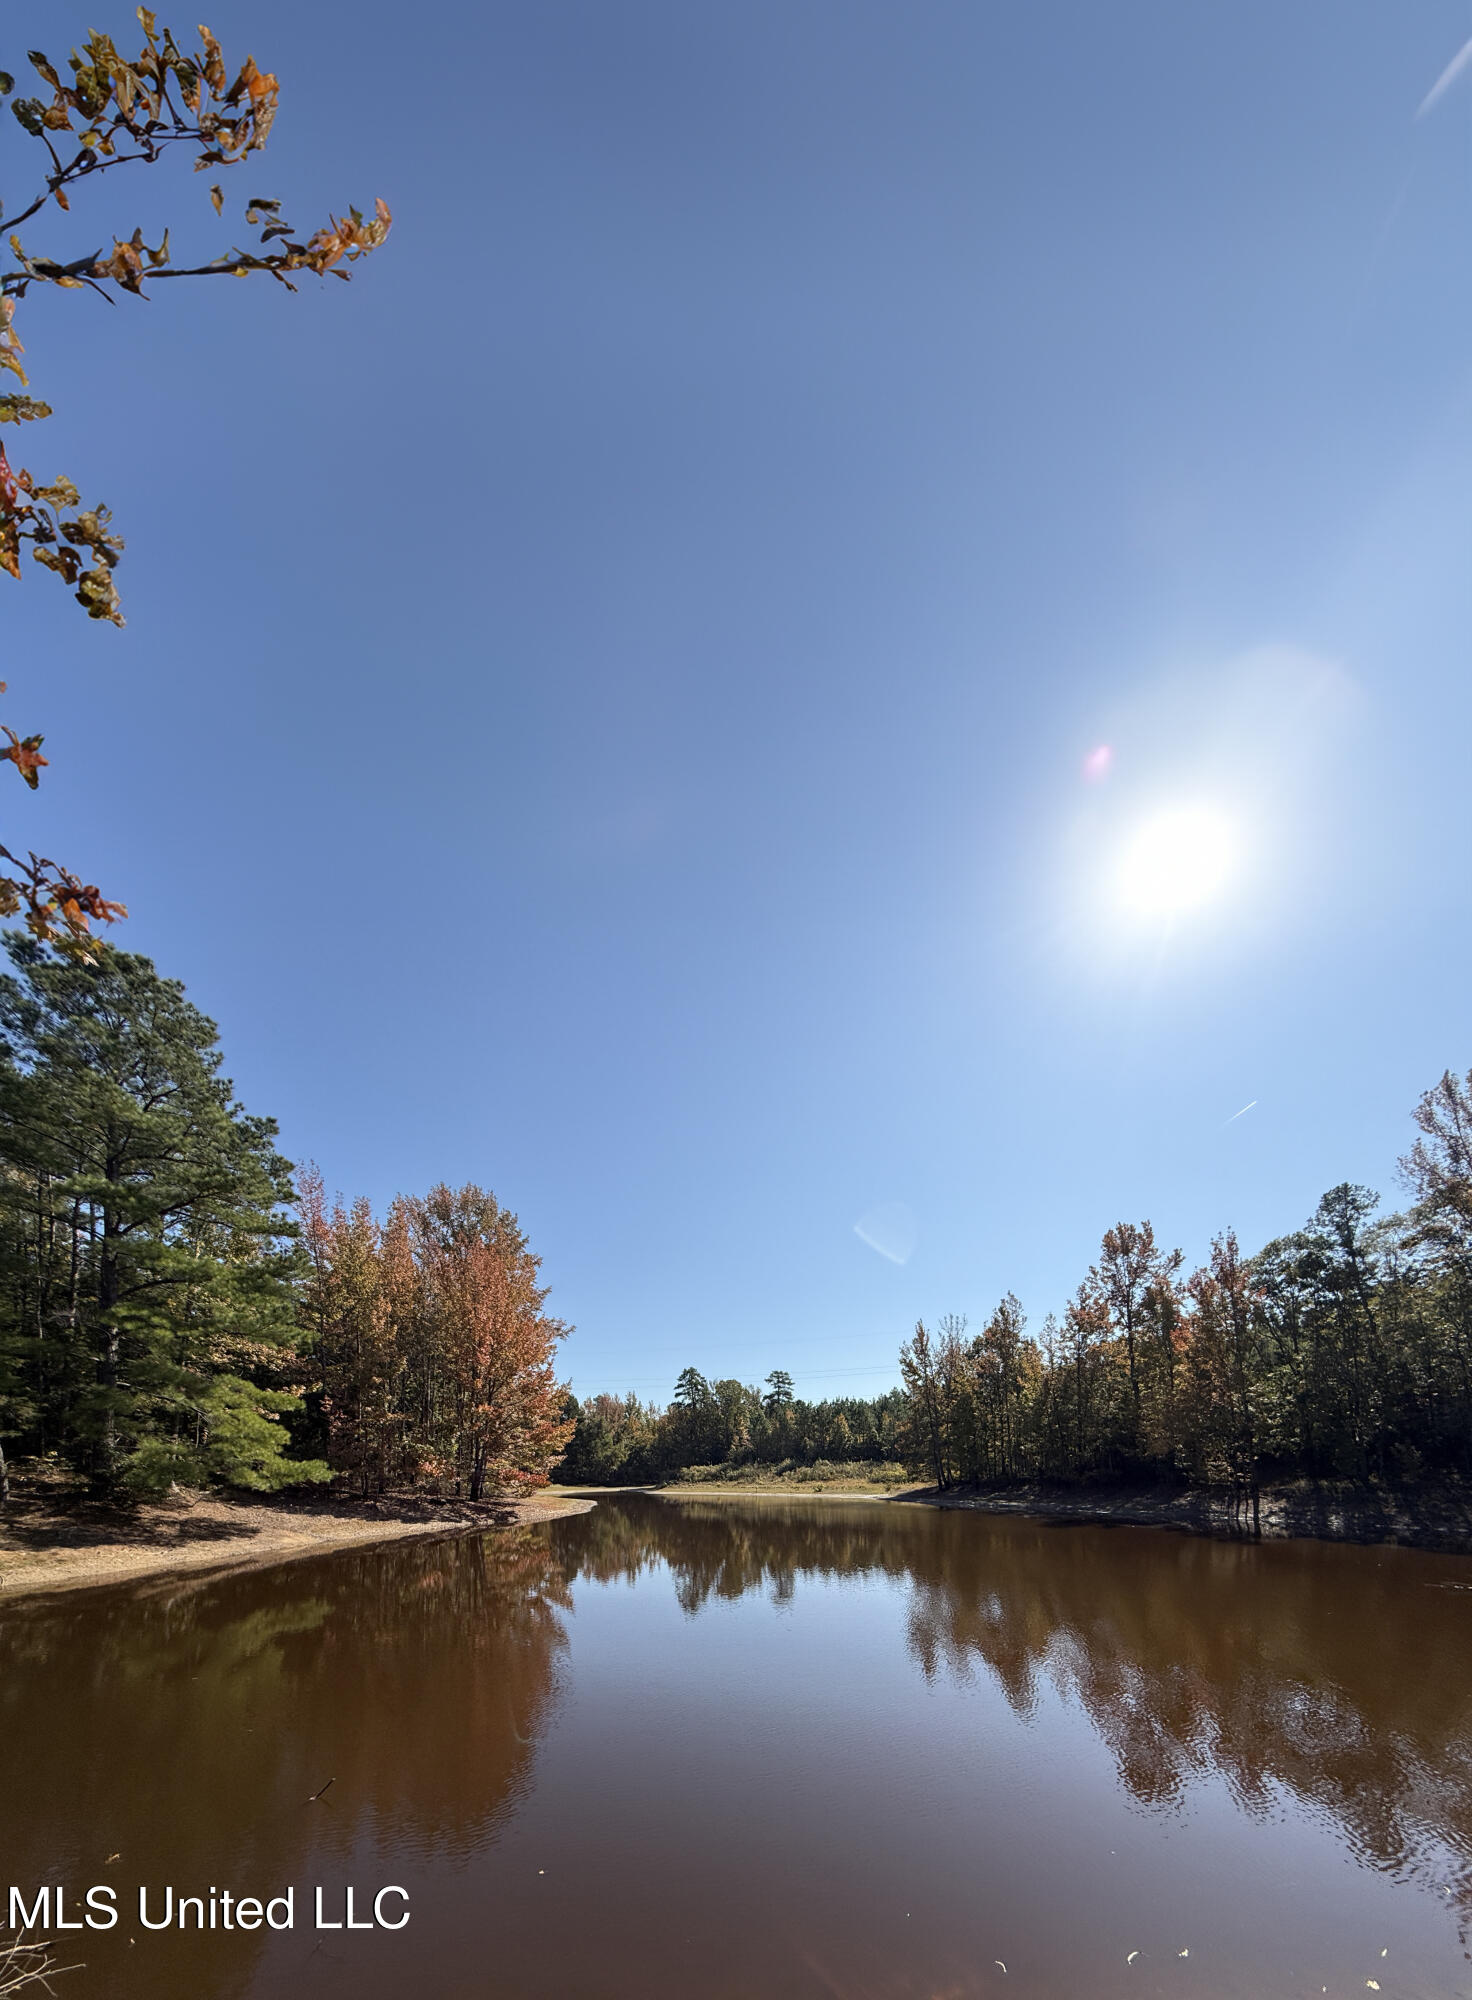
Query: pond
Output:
[[3, 1494, 1471, 1999]]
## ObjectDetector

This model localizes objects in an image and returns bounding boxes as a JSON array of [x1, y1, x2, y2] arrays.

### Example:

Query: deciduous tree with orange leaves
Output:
[[299, 1173, 407, 1500], [299, 1175, 574, 1501], [0, 11, 390, 954]]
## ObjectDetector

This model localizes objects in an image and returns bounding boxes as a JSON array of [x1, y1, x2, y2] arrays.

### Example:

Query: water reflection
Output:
[[555, 1497, 1472, 1916], [0, 1527, 572, 1999], [557, 1491, 924, 1608], [2, 1497, 1470, 2000], [899, 1515, 1472, 1901]]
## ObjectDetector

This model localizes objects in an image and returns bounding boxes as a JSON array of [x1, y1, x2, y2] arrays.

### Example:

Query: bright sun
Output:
[[1117, 805, 1237, 917]]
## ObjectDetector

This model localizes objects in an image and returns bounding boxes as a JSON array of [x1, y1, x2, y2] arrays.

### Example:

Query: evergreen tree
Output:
[[900, 1320, 949, 1488], [0, 937, 322, 1495], [763, 1369, 794, 1414]]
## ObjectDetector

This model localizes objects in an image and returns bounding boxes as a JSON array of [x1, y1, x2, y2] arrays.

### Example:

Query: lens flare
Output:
[[853, 1202, 917, 1266], [1116, 806, 1237, 916]]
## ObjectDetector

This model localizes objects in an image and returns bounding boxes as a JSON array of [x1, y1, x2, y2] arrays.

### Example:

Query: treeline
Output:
[[6, 927, 1468, 1511], [901, 1074, 1472, 1510], [568, 1068, 1472, 1505], [560, 1369, 910, 1485], [0, 939, 570, 1500]]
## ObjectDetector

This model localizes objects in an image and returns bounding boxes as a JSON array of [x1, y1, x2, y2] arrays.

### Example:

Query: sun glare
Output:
[[1116, 805, 1238, 917]]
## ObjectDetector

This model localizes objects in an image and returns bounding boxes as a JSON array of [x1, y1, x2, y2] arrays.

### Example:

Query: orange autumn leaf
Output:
[[0, 728, 48, 789], [0, 11, 389, 948]]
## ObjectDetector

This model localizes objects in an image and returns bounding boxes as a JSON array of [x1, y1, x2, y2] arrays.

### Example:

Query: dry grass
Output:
[[673, 1458, 916, 1493], [548, 1460, 918, 1497]]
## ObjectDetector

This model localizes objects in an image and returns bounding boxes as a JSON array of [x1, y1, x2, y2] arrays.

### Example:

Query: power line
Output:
[[567, 1360, 906, 1394], [566, 1325, 913, 1368]]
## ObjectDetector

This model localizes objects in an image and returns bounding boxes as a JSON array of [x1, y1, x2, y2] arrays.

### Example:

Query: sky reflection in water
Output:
[[3, 1496, 1471, 2000]]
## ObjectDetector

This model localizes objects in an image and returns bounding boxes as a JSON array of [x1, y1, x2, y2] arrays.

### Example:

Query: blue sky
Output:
[[4, 1, 1472, 1401]]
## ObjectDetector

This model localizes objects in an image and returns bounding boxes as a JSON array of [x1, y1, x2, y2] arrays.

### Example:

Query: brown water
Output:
[[3, 1495, 1472, 2000]]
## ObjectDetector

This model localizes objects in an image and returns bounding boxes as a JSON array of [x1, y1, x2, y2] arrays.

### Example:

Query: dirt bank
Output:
[[0, 1485, 595, 1601], [900, 1477, 1472, 1553]]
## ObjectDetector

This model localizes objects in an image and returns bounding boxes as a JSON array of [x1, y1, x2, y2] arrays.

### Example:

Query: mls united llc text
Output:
[[5, 1884, 410, 1931]]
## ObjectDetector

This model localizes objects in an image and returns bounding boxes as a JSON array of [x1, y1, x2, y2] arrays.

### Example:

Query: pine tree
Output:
[[0, 936, 323, 1494]]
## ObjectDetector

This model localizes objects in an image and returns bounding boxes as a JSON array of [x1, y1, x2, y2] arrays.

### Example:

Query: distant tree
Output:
[[559, 1390, 658, 1485], [674, 1365, 712, 1409], [1401, 1069, 1472, 1232], [1184, 1231, 1263, 1531], [1030, 1312, 1072, 1471], [1092, 1220, 1182, 1450], [660, 1365, 723, 1467], [1400, 1069, 1472, 1444], [900, 1320, 948, 1488], [978, 1293, 1030, 1480], [1060, 1281, 1110, 1472], [710, 1377, 760, 1459], [763, 1368, 794, 1413], [1305, 1184, 1385, 1476], [0, 13, 390, 952], [932, 1313, 970, 1481]]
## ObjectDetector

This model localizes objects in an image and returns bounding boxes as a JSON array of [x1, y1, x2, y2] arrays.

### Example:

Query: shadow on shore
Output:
[[0, 1474, 542, 1557]]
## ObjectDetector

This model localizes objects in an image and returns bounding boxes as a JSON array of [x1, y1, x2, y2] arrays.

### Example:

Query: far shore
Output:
[[5, 1469, 1468, 1605], [554, 1475, 1472, 1554], [904, 1476, 1472, 1554], [0, 1487, 595, 1603], [548, 1480, 918, 1501]]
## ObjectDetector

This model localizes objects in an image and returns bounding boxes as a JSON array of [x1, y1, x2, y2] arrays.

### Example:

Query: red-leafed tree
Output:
[[298, 1173, 573, 1500], [406, 1184, 575, 1501]]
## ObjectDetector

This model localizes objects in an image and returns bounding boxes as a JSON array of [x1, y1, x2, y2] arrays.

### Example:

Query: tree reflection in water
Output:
[[555, 1495, 1472, 1924], [4, 1496, 1471, 2000], [0, 1527, 573, 1999]]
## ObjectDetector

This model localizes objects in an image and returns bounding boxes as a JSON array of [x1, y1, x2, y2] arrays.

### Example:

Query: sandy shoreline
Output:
[[0, 1489, 595, 1602], [5, 1470, 1468, 1603]]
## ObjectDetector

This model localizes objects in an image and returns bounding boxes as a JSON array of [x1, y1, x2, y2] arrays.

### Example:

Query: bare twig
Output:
[[0, 1934, 83, 1996]]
